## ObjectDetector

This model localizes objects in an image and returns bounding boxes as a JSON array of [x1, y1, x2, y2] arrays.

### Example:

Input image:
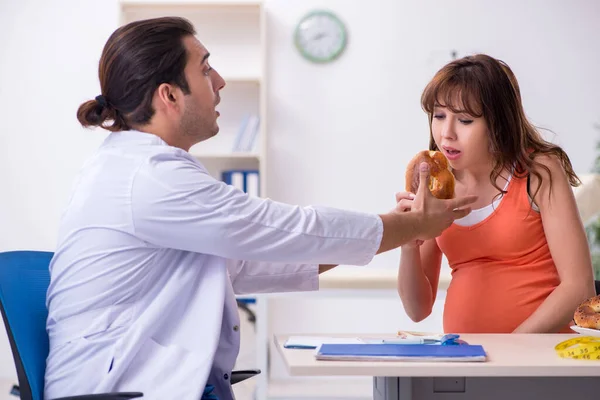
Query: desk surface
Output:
[[275, 333, 600, 377]]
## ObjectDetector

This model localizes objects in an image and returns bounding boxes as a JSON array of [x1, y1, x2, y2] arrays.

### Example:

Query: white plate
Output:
[[571, 326, 600, 337]]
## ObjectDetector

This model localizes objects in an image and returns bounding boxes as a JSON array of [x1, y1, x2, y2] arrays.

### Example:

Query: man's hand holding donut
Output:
[[376, 162, 477, 254], [410, 162, 477, 240]]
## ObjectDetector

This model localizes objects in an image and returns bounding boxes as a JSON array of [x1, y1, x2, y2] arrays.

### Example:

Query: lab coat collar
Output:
[[100, 129, 205, 170], [102, 130, 169, 148]]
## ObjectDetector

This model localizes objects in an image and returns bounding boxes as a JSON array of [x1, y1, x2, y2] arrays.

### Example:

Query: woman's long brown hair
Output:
[[420, 54, 580, 204]]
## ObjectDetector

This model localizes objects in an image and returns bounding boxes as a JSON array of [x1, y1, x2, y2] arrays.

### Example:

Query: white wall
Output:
[[265, 0, 600, 270], [0, 0, 598, 386], [0, 0, 121, 381]]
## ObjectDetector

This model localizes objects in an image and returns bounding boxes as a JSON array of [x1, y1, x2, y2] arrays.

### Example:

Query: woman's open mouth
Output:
[[443, 146, 462, 160]]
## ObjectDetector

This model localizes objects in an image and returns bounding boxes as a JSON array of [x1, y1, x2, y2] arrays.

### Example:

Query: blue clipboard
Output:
[[315, 343, 487, 362]]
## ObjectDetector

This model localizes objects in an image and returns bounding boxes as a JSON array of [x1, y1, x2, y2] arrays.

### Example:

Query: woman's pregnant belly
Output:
[[442, 264, 562, 333]]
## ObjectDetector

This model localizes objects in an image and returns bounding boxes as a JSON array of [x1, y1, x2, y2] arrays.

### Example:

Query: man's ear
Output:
[[155, 83, 181, 112]]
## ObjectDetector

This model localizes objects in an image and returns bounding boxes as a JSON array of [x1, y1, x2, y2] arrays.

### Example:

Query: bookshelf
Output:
[[120, 0, 267, 196], [119, 1, 270, 399]]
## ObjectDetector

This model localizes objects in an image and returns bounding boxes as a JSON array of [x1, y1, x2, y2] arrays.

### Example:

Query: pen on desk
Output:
[[381, 338, 434, 345], [382, 334, 460, 345]]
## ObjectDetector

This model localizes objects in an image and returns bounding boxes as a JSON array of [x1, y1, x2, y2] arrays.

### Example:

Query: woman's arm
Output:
[[513, 154, 596, 333], [397, 238, 444, 322]]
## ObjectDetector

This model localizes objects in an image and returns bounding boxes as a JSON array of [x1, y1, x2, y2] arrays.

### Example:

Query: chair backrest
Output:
[[0, 251, 54, 400]]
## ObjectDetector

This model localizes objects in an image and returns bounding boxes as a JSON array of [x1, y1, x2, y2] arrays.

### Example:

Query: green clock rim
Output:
[[293, 9, 348, 63]]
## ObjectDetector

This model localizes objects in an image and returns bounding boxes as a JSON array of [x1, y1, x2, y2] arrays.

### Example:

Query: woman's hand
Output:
[[394, 191, 424, 247]]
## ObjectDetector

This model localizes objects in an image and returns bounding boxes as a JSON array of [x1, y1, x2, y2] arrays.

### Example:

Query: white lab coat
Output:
[[44, 130, 383, 400]]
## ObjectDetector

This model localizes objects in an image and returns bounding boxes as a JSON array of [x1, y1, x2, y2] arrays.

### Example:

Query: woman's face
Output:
[[430, 100, 491, 172]]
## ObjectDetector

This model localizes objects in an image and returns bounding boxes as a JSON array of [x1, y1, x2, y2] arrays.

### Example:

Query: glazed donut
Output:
[[574, 295, 600, 330], [405, 150, 455, 199]]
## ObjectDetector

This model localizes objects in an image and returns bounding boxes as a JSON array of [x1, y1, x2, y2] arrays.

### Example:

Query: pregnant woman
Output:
[[396, 53, 595, 334]]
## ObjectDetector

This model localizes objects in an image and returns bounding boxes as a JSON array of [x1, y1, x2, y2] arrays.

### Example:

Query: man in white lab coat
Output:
[[44, 17, 476, 400]]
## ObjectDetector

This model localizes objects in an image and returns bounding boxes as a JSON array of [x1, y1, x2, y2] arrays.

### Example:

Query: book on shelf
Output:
[[232, 113, 260, 153], [222, 169, 260, 197]]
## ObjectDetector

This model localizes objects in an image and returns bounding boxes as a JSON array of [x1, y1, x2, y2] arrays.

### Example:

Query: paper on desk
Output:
[[396, 331, 445, 341], [283, 336, 364, 349]]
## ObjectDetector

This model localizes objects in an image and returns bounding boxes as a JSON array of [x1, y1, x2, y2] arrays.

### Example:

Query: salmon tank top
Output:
[[436, 173, 572, 333]]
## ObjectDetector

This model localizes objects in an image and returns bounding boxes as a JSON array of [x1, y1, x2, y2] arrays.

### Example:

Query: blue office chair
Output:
[[0, 250, 259, 400], [0, 250, 142, 400]]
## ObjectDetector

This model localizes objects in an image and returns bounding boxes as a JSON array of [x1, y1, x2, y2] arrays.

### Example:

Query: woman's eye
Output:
[[459, 119, 473, 125], [433, 114, 444, 120]]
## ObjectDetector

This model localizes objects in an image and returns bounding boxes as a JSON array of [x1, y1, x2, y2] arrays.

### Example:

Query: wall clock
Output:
[[294, 10, 348, 64]]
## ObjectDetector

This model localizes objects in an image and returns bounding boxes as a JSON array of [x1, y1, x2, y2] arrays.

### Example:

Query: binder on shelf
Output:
[[222, 169, 260, 197], [315, 343, 487, 362], [245, 170, 259, 197], [232, 113, 260, 152], [222, 170, 245, 192], [231, 115, 249, 152]]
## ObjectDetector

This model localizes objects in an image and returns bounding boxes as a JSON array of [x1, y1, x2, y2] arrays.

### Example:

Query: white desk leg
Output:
[[373, 377, 412, 400], [254, 295, 269, 400]]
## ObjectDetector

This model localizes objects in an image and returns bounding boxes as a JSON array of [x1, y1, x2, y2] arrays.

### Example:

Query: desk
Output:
[[261, 268, 450, 399], [275, 333, 600, 400]]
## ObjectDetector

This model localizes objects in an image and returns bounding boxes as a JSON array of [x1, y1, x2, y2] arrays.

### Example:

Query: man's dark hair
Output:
[[77, 16, 196, 131]]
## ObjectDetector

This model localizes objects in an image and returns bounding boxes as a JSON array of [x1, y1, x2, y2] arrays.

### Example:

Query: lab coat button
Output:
[[233, 325, 239, 332], [224, 373, 229, 380]]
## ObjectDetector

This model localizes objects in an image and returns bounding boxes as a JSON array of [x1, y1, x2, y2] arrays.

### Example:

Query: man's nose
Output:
[[213, 70, 226, 91]]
